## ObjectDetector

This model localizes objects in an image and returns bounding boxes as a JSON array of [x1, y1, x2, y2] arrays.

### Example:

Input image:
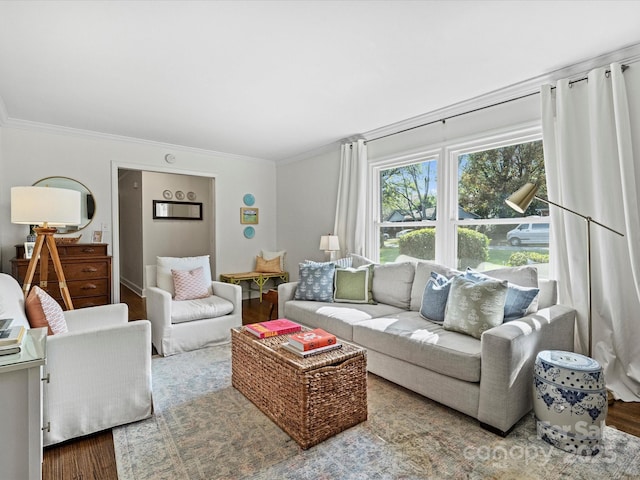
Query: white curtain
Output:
[[541, 62, 640, 401], [334, 139, 367, 258]]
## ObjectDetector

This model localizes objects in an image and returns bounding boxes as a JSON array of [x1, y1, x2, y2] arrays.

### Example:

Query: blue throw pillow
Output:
[[464, 268, 539, 321], [419, 272, 454, 323], [294, 262, 336, 302]]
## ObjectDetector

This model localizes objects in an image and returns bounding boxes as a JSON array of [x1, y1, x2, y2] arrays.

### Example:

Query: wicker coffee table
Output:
[[231, 326, 367, 449]]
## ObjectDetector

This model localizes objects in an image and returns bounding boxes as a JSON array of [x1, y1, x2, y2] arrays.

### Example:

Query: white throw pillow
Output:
[[157, 255, 212, 296]]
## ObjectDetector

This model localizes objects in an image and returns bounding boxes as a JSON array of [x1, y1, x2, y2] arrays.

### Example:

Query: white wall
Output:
[[0, 126, 277, 298], [276, 144, 341, 280]]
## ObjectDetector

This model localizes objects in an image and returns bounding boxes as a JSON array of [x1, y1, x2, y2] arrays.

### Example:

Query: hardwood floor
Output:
[[42, 287, 640, 480]]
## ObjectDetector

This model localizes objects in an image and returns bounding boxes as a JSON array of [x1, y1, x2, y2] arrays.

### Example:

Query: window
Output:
[[371, 127, 551, 277], [374, 153, 438, 264]]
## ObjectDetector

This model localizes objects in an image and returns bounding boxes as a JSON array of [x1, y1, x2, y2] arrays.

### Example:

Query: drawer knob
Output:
[[81, 248, 95, 253], [82, 267, 98, 272], [82, 283, 97, 290]]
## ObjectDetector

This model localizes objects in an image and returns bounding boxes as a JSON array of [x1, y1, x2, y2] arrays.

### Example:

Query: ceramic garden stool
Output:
[[533, 350, 607, 456]]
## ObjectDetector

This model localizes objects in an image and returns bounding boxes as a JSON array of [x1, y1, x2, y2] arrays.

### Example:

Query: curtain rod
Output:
[[365, 65, 628, 145]]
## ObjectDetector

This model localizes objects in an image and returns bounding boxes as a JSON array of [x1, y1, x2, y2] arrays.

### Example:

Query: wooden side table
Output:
[[262, 289, 278, 319]]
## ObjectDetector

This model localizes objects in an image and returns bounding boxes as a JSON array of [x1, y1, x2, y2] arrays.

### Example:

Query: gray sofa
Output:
[[278, 256, 576, 435]]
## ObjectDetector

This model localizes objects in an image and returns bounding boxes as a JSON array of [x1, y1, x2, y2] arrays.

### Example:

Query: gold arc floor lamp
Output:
[[11, 186, 81, 310], [505, 183, 624, 358]]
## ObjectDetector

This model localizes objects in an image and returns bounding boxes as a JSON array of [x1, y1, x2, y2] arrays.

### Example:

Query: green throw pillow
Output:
[[443, 275, 508, 339], [334, 265, 375, 304]]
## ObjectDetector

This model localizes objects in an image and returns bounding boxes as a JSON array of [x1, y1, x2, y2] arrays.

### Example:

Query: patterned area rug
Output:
[[114, 345, 640, 479]]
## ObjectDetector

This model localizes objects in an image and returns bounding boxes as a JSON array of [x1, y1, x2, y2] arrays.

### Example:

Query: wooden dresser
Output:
[[11, 243, 112, 308]]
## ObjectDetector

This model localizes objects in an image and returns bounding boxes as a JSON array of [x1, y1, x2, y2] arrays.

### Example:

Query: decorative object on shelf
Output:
[[243, 193, 255, 206], [153, 201, 203, 220], [165, 153, 176, 164], [23, 242, 35, 259], [319, 234, 340, 261], [505, 182, 624, 357], [175, 190, 185, 200], [187, 191, 197, 201], [27, 225, 36, 242], [92, 231, 103, 243], [163, 190, 173, 199], [240, 207, 259, 224], [11, 186, 81, 310], [33, 176, 94, 233], [243, 226, 255, 239], [54, 235, 82, 245]]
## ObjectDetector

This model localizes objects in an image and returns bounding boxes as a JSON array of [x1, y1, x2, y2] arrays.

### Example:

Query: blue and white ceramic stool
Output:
[[533, 350, 607, 456]]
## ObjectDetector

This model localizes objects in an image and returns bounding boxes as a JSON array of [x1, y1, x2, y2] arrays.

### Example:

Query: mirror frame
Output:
[[33, 176, 95, 233], [153, 200, 203, 220]]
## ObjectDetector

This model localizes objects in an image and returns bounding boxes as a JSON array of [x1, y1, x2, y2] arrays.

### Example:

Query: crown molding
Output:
[[363, 42, 640, 142], [0, 115, 271, 164]]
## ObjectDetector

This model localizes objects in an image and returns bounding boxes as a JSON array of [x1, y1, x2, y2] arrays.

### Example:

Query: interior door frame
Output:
[[110, 161, 217, 303]]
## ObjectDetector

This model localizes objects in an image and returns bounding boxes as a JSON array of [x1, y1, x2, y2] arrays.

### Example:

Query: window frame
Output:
[[368, 123, 548, 269]]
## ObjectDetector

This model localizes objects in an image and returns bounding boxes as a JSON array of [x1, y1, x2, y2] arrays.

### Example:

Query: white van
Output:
[[506, 223, 550, 246]]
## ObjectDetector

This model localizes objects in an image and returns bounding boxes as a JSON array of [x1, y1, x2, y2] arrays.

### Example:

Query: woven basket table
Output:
[[231, 326, 368, 449]]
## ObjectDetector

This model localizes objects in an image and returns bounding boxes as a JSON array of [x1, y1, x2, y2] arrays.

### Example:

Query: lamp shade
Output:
[[11, 186, 81, 226], [319, 235, 340, 251], [505, 183, 539, 214]]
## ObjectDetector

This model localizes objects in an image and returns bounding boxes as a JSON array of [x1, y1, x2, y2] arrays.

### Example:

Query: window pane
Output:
[[380, 159, 437, 222], [457, 223, 550, 278], [458, 140, 547, 219]]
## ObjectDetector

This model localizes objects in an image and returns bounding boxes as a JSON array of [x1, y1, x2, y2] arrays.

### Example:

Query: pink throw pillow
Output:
[[172, 267, 210, 301], [25, 286, 69, 335]]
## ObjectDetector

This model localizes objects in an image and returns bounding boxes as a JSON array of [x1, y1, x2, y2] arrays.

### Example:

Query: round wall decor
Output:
[[243, 193, 255, 206], [163, 190, 173, 199], [187, 191, 197, 201], [243, 226, 255, 239], [175, 190, 185, 200]]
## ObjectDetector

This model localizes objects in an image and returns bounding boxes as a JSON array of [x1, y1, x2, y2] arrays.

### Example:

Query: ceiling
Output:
[[1, 1, 640, 162]]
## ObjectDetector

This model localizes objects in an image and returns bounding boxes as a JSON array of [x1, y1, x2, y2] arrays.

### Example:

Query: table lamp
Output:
[[319, 235, 340, 261]]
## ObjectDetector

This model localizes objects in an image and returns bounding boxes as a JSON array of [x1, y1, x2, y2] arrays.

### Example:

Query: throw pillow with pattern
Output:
[[294, 262, 336, 302], [172, 267, 210, 301], [25, 286, 68, 335]]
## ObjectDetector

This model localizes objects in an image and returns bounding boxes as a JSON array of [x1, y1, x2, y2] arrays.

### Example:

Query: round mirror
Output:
[[33, 177, 95, 233]]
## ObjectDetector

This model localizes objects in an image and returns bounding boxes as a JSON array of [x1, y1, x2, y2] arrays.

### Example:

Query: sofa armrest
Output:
[[63, 303, 129, 332], [278, 282, 298, 317], [144, 285, 172, 327], [212, 281, 242, 315], [44, 320, 153, 445], [478, 304, 576, 433]]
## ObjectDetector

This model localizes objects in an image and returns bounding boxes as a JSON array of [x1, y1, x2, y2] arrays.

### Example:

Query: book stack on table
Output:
[[281, 328, 342, 358], [244, 318, 302, 338], [0, 319, 26, 356]]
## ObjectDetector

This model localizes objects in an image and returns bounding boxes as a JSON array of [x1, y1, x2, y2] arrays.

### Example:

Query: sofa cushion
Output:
[[171, 295, 234, 324], [334, 265, 375, 304], [294, 262, 335, 302], [419, 272, 454, 323], [464, 267, 540, 320], [284, 300, 405, 341], [444, 276, 508, 339], [157, 256, 213, 297], [348, 253, 376, 267], [410, 260, 461, 311], [25, 286, 68, 335], [352, 311, 482, 383], [372, 262, 415, 309], [172, 267, 210, 301]]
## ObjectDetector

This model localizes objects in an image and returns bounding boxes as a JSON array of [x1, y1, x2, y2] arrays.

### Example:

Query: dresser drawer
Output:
[[72, 295, 111, 309], [56, 244, 108, 257], [15, 261, 110, 282]]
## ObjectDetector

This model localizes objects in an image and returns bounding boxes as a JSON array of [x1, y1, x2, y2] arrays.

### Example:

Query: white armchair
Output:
[[0, 273, 153, 446], [144, 257, 242, 356]]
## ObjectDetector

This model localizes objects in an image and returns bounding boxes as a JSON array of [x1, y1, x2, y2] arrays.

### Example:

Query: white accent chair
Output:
[[144, 256, 242, 356], [0, 273, 153, 446]]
